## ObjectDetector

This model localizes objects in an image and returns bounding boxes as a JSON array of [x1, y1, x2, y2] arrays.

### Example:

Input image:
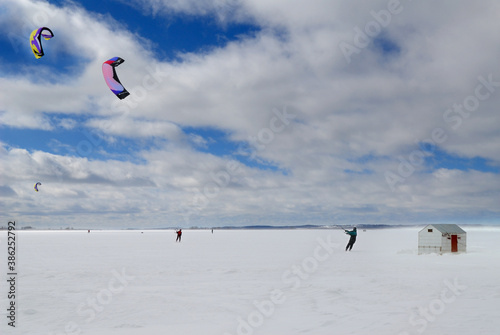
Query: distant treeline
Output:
[[196, 224, 415, 230]]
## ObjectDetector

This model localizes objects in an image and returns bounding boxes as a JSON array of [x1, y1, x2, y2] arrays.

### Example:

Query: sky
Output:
[[0, 0, 499, 229]]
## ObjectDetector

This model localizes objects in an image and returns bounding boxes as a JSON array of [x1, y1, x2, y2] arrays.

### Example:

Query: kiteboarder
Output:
[[176, 229, 182, 242], [345, 227, 357, 251]]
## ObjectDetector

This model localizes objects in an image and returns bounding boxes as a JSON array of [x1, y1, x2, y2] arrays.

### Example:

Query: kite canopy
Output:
[[102, 57, 130, 99], [34, 182, 42, 192], [30, 27, 54, 59]]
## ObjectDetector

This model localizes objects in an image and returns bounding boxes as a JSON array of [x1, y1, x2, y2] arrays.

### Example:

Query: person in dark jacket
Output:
[[345, 227, 357, 251], [176, 229, 182, 242]]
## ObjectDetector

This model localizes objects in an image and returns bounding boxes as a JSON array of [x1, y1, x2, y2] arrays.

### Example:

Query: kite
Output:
[[29, 27, 54, 59], [34, 182, 42, 192], [102, 57, 130, 99]]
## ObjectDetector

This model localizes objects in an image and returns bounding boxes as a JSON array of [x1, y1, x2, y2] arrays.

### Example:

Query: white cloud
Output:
[[57, 118, 77, 130], [86, 117, 183, 140]]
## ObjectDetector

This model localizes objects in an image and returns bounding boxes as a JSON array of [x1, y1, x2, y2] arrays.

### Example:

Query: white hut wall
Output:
[[441, 233, 467, 253], [458, 234, 467, 252], [418, 226, 442, 254], [441, 234, 451, 253]]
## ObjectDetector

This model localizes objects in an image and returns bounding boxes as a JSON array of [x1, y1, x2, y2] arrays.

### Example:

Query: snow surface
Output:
[[1, 227, 500, 335]]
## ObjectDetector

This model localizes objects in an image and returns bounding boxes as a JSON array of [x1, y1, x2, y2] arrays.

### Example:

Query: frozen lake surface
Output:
[[1, 227, 500, 335]]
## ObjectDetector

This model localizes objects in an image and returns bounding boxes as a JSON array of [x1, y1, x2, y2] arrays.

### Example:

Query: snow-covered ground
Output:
[[1, 227, 499, 335]]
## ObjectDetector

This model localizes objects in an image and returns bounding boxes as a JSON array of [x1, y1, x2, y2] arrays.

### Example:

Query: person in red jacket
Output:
[[176, 229, 182, 242]]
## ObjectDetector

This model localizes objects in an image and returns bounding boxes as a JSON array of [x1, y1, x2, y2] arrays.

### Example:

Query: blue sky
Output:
[[1, 0, 499, 228]]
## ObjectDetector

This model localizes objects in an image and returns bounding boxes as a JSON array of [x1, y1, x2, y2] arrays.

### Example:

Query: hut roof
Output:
[[422, 224, 466, 234]]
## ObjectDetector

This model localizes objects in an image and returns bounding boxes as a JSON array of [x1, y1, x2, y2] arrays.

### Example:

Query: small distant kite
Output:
[[102, 57, 130, 99], [29, 27, 54, 59], [34, 182, 42, 192]]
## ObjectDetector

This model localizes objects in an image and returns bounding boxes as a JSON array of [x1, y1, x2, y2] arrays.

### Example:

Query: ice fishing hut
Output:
[[418, 224, 466, 254]]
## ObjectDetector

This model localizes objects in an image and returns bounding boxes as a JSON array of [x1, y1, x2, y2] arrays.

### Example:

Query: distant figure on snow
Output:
[[176, 229, 182, 242], [345, 227, 357, 251]]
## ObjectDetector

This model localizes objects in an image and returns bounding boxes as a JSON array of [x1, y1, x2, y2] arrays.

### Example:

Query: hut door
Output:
[[451, 235, 458, 252]]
